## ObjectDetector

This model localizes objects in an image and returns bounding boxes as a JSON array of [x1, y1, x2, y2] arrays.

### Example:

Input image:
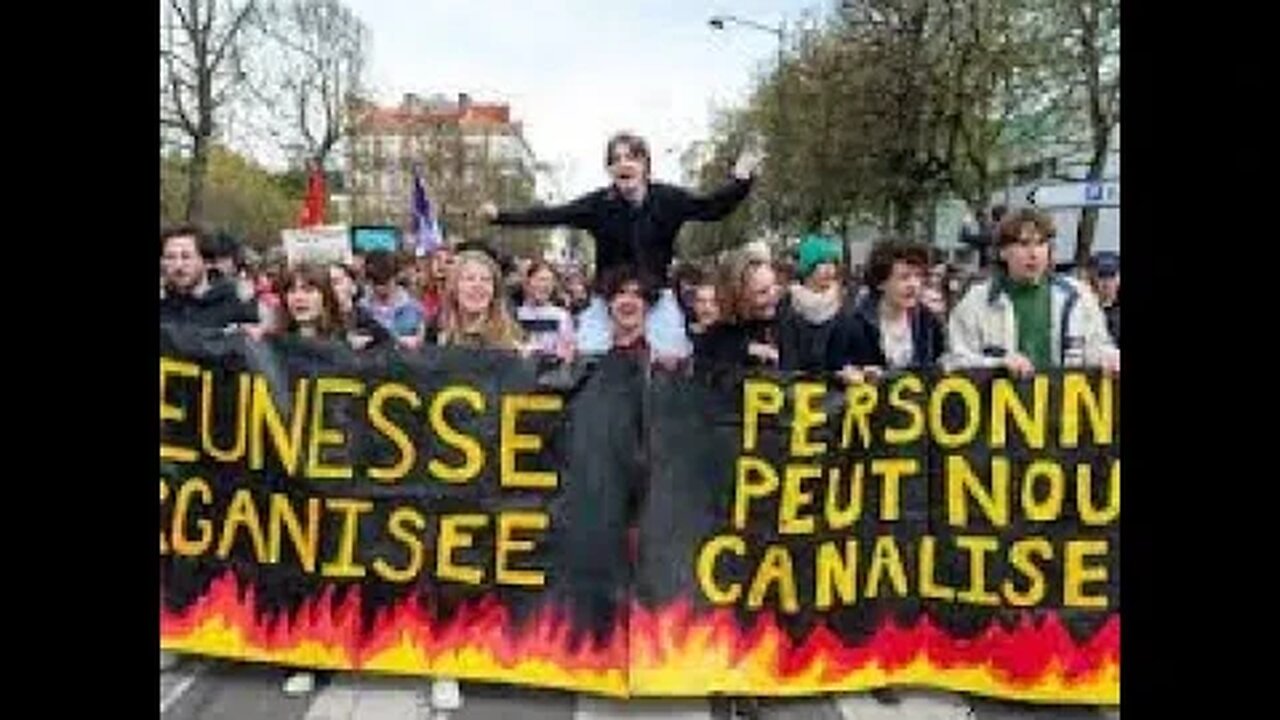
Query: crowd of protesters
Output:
[[161, 132, 1119, 385], [159, 131, 1119, 717]]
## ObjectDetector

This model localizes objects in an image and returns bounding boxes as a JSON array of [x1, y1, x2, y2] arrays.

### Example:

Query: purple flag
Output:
[[410, 167, 442, 257]]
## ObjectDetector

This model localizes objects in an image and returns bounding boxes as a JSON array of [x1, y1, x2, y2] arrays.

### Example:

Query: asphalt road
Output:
[[161, 658, 1118, 720]]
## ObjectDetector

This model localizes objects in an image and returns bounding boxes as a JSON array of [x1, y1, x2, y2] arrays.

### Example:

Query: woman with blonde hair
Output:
[[694, 252, 782, 369], [437, 249, 524, 351], [419, 248, 526, 714]]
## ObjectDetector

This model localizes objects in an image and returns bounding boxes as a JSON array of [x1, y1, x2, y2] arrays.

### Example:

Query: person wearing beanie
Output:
[[794, 233, 841, 280], [775, 234, 851, 372]]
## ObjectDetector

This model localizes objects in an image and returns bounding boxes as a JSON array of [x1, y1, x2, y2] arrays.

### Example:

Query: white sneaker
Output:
[[160, 650, 179, 672], [282, 672, 316, 697], [430, 678, 463, 711]]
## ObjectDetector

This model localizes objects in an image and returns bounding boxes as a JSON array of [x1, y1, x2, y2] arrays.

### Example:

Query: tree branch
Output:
[[255, 19, 315, 59], [168, 72, 197, 137], [160, 48, 199, 75], [160, 115, 195, 135], [210, 1, 256, 75], [201, 0, 216, 42], [170, 0, 196, 35], [298, 81, 317, 155]]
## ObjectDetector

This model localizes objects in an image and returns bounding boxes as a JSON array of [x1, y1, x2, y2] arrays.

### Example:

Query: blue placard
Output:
[[351, 225, 400, 254]]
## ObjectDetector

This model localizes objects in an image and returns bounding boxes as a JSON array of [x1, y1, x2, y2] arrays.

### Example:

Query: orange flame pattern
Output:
[[160, 571, 630, 696], [628, 598, 1118, 703], [160, 573, 1117, 704]]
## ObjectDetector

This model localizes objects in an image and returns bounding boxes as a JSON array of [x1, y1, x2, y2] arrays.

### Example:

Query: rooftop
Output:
[[353, 93, 518, 133]]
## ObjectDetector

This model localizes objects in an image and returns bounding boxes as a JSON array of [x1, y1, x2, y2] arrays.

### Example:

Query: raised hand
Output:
[[732, 146, 764, 180]]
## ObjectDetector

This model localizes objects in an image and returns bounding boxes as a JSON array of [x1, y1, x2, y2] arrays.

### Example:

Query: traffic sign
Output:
[[1027, 180, 1119, 209]]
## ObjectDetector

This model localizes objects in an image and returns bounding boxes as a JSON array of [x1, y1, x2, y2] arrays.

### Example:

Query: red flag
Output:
[[298, 164, 326, 227]]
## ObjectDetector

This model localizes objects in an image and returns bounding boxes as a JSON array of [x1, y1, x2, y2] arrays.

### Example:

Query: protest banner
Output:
[[633, 368, 1119, 703], [281, 225, 354, 267], [160, 326, 1118, 703], [160, 324, 638, 695]]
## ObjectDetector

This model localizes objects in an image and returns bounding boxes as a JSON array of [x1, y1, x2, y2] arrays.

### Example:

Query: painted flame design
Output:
[[628, 598, 1118, 704], [161, 573, 1117, 704], [160, 571, 629, 696]]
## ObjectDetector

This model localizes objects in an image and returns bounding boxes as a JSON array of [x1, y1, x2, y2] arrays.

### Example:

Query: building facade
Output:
[[346, 93, 543, 251]]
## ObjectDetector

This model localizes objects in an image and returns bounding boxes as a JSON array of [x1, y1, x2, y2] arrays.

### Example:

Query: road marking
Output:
[[160, 662, 206, 715]]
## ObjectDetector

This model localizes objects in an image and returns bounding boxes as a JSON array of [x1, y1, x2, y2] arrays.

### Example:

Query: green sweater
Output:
[[1004, 276, 1052, 368]]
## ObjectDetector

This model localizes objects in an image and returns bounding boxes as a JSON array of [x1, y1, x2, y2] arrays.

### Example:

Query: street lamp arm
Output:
[[708, 14, 783, 40]]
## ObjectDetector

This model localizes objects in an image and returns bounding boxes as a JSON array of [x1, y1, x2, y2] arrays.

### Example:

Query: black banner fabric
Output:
[[160, 325, 1119, 703], [634, 368, 1119, 701], [160, 324, 637, 694]]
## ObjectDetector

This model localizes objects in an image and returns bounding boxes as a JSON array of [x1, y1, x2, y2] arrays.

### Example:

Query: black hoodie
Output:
[[159, 278, 259, 329]]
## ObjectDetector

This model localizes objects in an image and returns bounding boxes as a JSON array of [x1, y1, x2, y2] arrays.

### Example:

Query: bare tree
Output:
[[248, 0, 368, 171], [160, 0, 258, 222]]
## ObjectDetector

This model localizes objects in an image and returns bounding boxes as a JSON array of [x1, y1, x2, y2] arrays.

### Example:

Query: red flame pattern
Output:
[[161, 573, 1117, 698]]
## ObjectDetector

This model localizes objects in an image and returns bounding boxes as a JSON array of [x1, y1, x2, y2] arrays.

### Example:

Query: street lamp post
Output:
[[708, 14, 783, 42], [708, 14, 786, 231]]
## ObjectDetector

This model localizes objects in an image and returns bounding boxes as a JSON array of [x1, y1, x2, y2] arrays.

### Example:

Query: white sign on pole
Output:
[[1028, 181, 1120, 209], [281, 225, 353, 267]]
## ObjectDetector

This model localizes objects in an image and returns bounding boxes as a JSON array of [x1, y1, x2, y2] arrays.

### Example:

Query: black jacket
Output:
[[688, 325, 714, 361], [493, 177, 753, 289], [694, 318, 777, 370], [775, 289, 851, 373], [827, 292, 946, 370], [159, 279, 258, 329]]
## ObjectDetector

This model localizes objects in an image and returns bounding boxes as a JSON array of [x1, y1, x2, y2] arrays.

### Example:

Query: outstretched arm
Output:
[[682, 148, 761, 221], [482, 192, 597, 229], [682, 176, 754, 221]]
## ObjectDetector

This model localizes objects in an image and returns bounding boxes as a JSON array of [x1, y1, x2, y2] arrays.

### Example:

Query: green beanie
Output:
[[795, 234, 842, 279]]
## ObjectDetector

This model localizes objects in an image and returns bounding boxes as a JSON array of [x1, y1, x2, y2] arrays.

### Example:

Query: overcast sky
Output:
[[342, 0, 828, 198]]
